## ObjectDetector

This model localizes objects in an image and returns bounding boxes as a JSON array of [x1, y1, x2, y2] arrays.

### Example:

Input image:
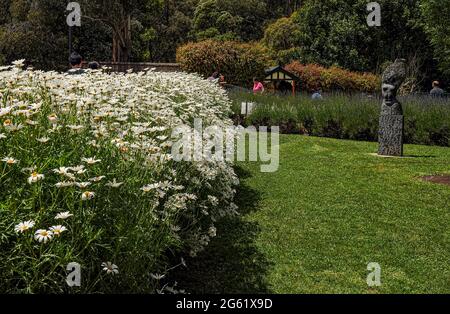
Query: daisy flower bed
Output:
[[0, 61, 238, 293]]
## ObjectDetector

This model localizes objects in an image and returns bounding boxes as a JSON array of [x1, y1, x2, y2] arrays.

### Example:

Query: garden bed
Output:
[[231, 91, 450, 147]]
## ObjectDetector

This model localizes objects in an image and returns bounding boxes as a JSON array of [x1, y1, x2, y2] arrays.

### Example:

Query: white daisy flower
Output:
[[101, 262, 119, 275], [67, 125, 84, 131], [55, 211, 73, 220], [49, 225, 67, 236], [0, 133, 6, 139], [150, 273, 165, 280], [21, 166, 36, 173], [53, 167, 71, 175], [34, 229, 53, 243], [141, 183, 158, 193], [70, 165, 86, 174], [37, 137, 50, 143], [75, 182, 92, 189], [14, 109, 30, 116], [12, 59, 25, 67], [3, 119, 12, 127], [82, 157, 101, 165], [0, 107, 11, 117], [2, 157, 18, 165], [165, 286, 178, 294], [89, 176, 106, 182], [28, 172, 44, 184], [55, 181, 75, 188], [14, 220, 35, 233], [25, 120, 38, 126], [81, 191, 95, 200], [105, 179, 124, 188], [5, 123, 23, 132], [87, 139, 99, 148], [47, 113, 58, 123], [208, 226, 217, 237]]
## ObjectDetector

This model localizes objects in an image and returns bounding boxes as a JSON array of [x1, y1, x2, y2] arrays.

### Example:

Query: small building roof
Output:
[[264, 65, 300, 82]]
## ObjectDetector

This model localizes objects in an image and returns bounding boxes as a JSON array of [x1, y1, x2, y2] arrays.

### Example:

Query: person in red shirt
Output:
[[253, 77, 264, 94]]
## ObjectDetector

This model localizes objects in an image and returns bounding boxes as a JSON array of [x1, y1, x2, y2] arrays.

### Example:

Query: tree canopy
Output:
[[0, 0, 448, 88]]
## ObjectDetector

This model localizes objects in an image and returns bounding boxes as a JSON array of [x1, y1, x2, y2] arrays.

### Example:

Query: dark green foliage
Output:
[[421, 0, 450, 76], [262, 16, 302, 64], [0, 0, 448, 90], [289, 0, 437, 86], [192, 0, 269, 42], [135, 0, 198, 62], [0, 0, 112, 70]]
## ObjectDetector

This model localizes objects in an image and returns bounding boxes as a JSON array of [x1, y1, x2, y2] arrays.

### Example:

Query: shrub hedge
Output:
[[177, 41, 380, 94], [285, 61, 381, 94], [176, 40, 271, 87]]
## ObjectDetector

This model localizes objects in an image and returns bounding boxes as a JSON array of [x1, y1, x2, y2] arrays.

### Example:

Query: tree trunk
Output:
[[112, 15, 132, 62], [286, 0, 292, 16]]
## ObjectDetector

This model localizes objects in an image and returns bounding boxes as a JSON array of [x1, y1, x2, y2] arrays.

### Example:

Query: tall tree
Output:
[[0, 0, 68, 69], [266, 0, 302, 17], [421, 0, 450, 77], [192, 0, 269, 41], [80, 0, 152, 62], [136, 0, 198, 62], [292, 0, 434, 77]]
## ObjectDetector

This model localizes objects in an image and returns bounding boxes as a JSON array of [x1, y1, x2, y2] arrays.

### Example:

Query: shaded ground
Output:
[[172, 167, 272, 293]]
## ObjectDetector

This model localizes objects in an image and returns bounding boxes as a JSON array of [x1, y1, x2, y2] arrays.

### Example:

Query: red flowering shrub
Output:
[[285, 61, 380, 93]]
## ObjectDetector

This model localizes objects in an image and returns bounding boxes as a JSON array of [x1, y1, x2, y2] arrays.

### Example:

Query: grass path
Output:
[[175, 135, 450, 293]]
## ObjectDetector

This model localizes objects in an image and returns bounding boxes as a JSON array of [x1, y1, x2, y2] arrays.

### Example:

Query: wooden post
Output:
[[292, 81, 295, 96]]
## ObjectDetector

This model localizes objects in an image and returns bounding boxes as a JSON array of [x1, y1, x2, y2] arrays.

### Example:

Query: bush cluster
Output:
[[285, 61, 381, 94], [176, 40, 271, 87], [0, 62, 238, 293]]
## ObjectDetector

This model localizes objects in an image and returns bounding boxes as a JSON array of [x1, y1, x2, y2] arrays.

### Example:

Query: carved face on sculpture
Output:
[[382, 83, 396, 105]]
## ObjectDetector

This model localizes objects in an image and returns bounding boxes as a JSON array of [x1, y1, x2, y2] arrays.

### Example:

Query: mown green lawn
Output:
[[174, 135, 450, 294]]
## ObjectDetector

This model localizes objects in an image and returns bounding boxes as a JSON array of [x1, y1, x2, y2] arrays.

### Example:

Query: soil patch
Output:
[[421, 175, 450, 186]]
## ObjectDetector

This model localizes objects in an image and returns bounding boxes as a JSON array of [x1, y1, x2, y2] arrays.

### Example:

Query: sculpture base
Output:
[[378, 115, 404, 157]]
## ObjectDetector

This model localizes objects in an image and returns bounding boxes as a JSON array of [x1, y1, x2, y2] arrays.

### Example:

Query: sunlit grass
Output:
[[176, 134, 450, 294]]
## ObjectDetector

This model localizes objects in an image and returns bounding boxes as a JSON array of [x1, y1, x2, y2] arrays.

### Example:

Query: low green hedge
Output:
[[231, 91, 450, 147]]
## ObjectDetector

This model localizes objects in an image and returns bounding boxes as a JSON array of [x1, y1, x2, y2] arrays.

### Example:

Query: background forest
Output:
[[0, 0, 449, 90]]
